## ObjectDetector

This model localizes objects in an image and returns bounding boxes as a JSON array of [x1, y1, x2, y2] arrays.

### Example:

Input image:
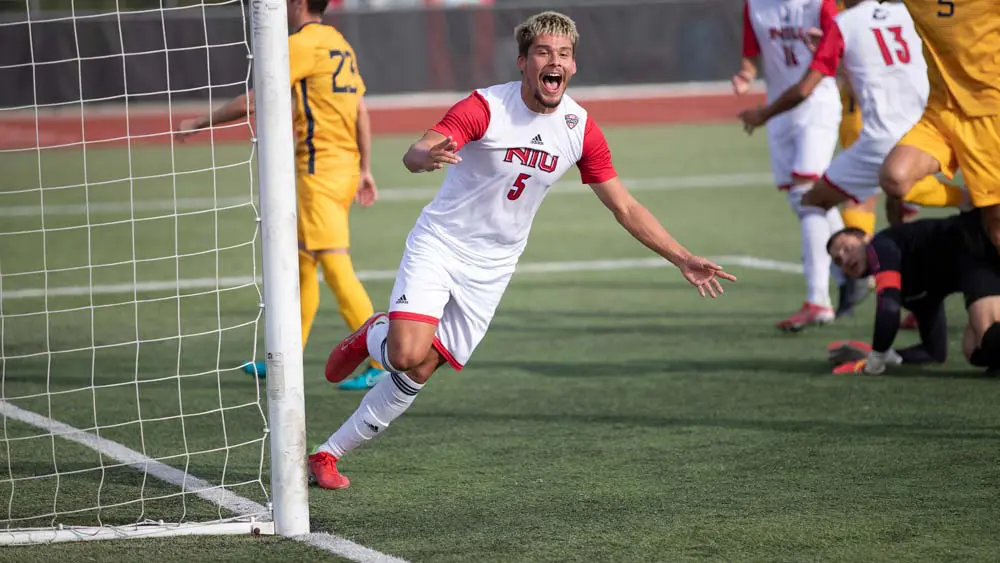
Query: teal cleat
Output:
[[336, 365, 387, 391], [241, 361, 267, 378]]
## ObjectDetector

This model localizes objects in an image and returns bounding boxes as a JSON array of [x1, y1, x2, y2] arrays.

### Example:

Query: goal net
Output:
[[0, 0, 308, 544]]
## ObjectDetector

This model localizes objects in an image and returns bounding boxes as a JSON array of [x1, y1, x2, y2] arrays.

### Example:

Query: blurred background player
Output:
[[734, 0, 844, 332], [879, 0, 1000, 253], [176, 0, 387, 391], [308, 11, 737, 490], [826, 208, 1000, 375]]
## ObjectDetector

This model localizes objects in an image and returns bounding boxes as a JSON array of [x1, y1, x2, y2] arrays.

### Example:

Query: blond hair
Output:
[[514, 11, 579, 57]]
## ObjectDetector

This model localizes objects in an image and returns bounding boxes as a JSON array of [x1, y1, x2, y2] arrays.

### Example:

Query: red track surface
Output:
[[0, 92, 765, 151]]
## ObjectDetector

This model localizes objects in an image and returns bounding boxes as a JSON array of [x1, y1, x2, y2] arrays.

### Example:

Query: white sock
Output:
[[365, 314, 398, 372], [316, 370, 423, 459], [800, 206, 833, 307], [826, 207, 846, 286]]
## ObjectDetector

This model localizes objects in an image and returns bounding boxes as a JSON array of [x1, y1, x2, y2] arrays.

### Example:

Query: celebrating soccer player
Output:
[[307, 11, 737, 490]]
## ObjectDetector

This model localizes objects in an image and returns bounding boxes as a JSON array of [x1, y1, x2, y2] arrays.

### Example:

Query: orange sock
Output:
[[841, 207, 876, 237], [299, 249, 320, 348], [904, 175, 967, 208]]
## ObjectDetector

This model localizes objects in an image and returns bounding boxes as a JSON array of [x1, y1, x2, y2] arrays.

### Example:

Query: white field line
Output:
[[0, 400, 409, 563], [1, 255, 802, 301], [0, 172, 773, 218]]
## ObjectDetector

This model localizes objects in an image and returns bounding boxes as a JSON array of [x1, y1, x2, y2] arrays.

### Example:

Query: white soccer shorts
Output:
[[821, 135, 896, 204], [766, 111, 840, 189], [387, 231, 514, 370]]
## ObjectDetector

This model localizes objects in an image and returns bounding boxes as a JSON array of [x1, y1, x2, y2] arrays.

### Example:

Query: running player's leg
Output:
[[311, 247, 514, 490], [767, 115, 840, 331], [776, 117, 840, 331], [809, 141, 884, 317], [880, 108, 954, 201], [310, 238, 454, 489], [325, 234, 452, 384]]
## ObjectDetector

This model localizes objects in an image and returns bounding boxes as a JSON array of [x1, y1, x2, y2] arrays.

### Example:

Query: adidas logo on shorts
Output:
[[395, 294, 408, 305], [530, 134, 543, 145]]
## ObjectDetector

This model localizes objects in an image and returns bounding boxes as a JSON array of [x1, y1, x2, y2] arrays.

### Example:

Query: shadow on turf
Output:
[[404, 409, 1000, 441], [471, 357, 819, 377], [471, 357, 999, 381]]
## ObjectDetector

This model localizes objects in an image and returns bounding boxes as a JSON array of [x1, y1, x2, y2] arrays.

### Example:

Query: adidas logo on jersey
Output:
[[395, 294, 408, 305], [530, 134, 543, 145]]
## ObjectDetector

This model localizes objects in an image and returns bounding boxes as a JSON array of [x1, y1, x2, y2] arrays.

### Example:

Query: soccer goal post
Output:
[[0, 0, 309, 545]]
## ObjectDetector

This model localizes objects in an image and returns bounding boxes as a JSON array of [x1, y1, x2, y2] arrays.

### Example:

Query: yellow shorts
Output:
[[839, 94, 862, 150], [296, 172, 359, 251], [897, 105, 1000, 208]]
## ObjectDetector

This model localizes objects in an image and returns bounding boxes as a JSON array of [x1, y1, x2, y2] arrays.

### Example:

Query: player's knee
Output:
[[878, 159, 912, 198], [801, 183, 840, 210], [405, 355, 445, 385], [385, 339, 428, 373]]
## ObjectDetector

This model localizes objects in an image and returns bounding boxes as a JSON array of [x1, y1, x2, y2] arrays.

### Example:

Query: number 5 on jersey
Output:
[[508, 173, 530, 200]]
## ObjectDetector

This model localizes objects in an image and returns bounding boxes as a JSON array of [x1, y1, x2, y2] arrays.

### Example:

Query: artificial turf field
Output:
[[0, 122, 998, 562]]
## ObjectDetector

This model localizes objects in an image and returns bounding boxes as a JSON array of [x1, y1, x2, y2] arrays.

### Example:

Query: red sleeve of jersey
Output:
[[819, 0, 839, 32], [429, 91, 490, 150], [742, 1, 761, 58], [809, 20, 844, 76], [578, 117, 617, 185]]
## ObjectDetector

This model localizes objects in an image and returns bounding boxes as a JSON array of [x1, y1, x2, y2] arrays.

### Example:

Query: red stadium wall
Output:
[[0, 89, 765, 151]]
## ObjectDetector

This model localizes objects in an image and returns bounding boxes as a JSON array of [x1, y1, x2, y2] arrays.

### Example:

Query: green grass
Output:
[[0, 123, 998, 562]]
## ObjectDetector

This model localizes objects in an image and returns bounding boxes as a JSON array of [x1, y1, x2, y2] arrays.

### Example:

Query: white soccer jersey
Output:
[[743, 0, 841, 113], [810, 0, 928, 141], [414, 81, 616, 267]]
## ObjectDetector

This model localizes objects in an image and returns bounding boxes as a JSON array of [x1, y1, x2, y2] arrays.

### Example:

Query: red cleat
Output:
[[776, 302, 835, 332], [309, 451, 350, 490], [325, 313, 387, 383], [901, 312, 918, 330]]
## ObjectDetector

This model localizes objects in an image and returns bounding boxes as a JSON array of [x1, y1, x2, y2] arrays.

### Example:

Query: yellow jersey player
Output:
[[880, 0, 1000, 251], [175, 0, 388, 391]]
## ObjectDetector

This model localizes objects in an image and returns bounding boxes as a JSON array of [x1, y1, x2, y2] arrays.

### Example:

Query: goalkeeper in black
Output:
[[824, 208, 1000, 375]]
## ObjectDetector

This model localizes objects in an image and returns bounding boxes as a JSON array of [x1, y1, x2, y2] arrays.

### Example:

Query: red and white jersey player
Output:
[[307, 11, 738, 491], [734, 0, 845, 332]]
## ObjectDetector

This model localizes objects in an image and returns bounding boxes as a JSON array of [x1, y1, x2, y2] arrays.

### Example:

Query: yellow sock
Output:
[[299, 250, 320, 348], [904, 175, 966, 208], [317, 252, 384, 371], [841, 207, 876, 237]]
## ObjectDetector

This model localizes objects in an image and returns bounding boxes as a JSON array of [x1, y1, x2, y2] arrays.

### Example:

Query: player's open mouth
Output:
[[541, 72, 562, 94]]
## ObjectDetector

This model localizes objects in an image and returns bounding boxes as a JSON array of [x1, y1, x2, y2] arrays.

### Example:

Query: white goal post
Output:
[[0, 0, 308, 544]]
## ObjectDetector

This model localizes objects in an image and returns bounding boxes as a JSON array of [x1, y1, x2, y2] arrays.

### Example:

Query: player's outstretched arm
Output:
[[589, 177, 737, 298], [402, 130, 461, 173], [175, 90, 255, 142], [738, 68, 825, 133]]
